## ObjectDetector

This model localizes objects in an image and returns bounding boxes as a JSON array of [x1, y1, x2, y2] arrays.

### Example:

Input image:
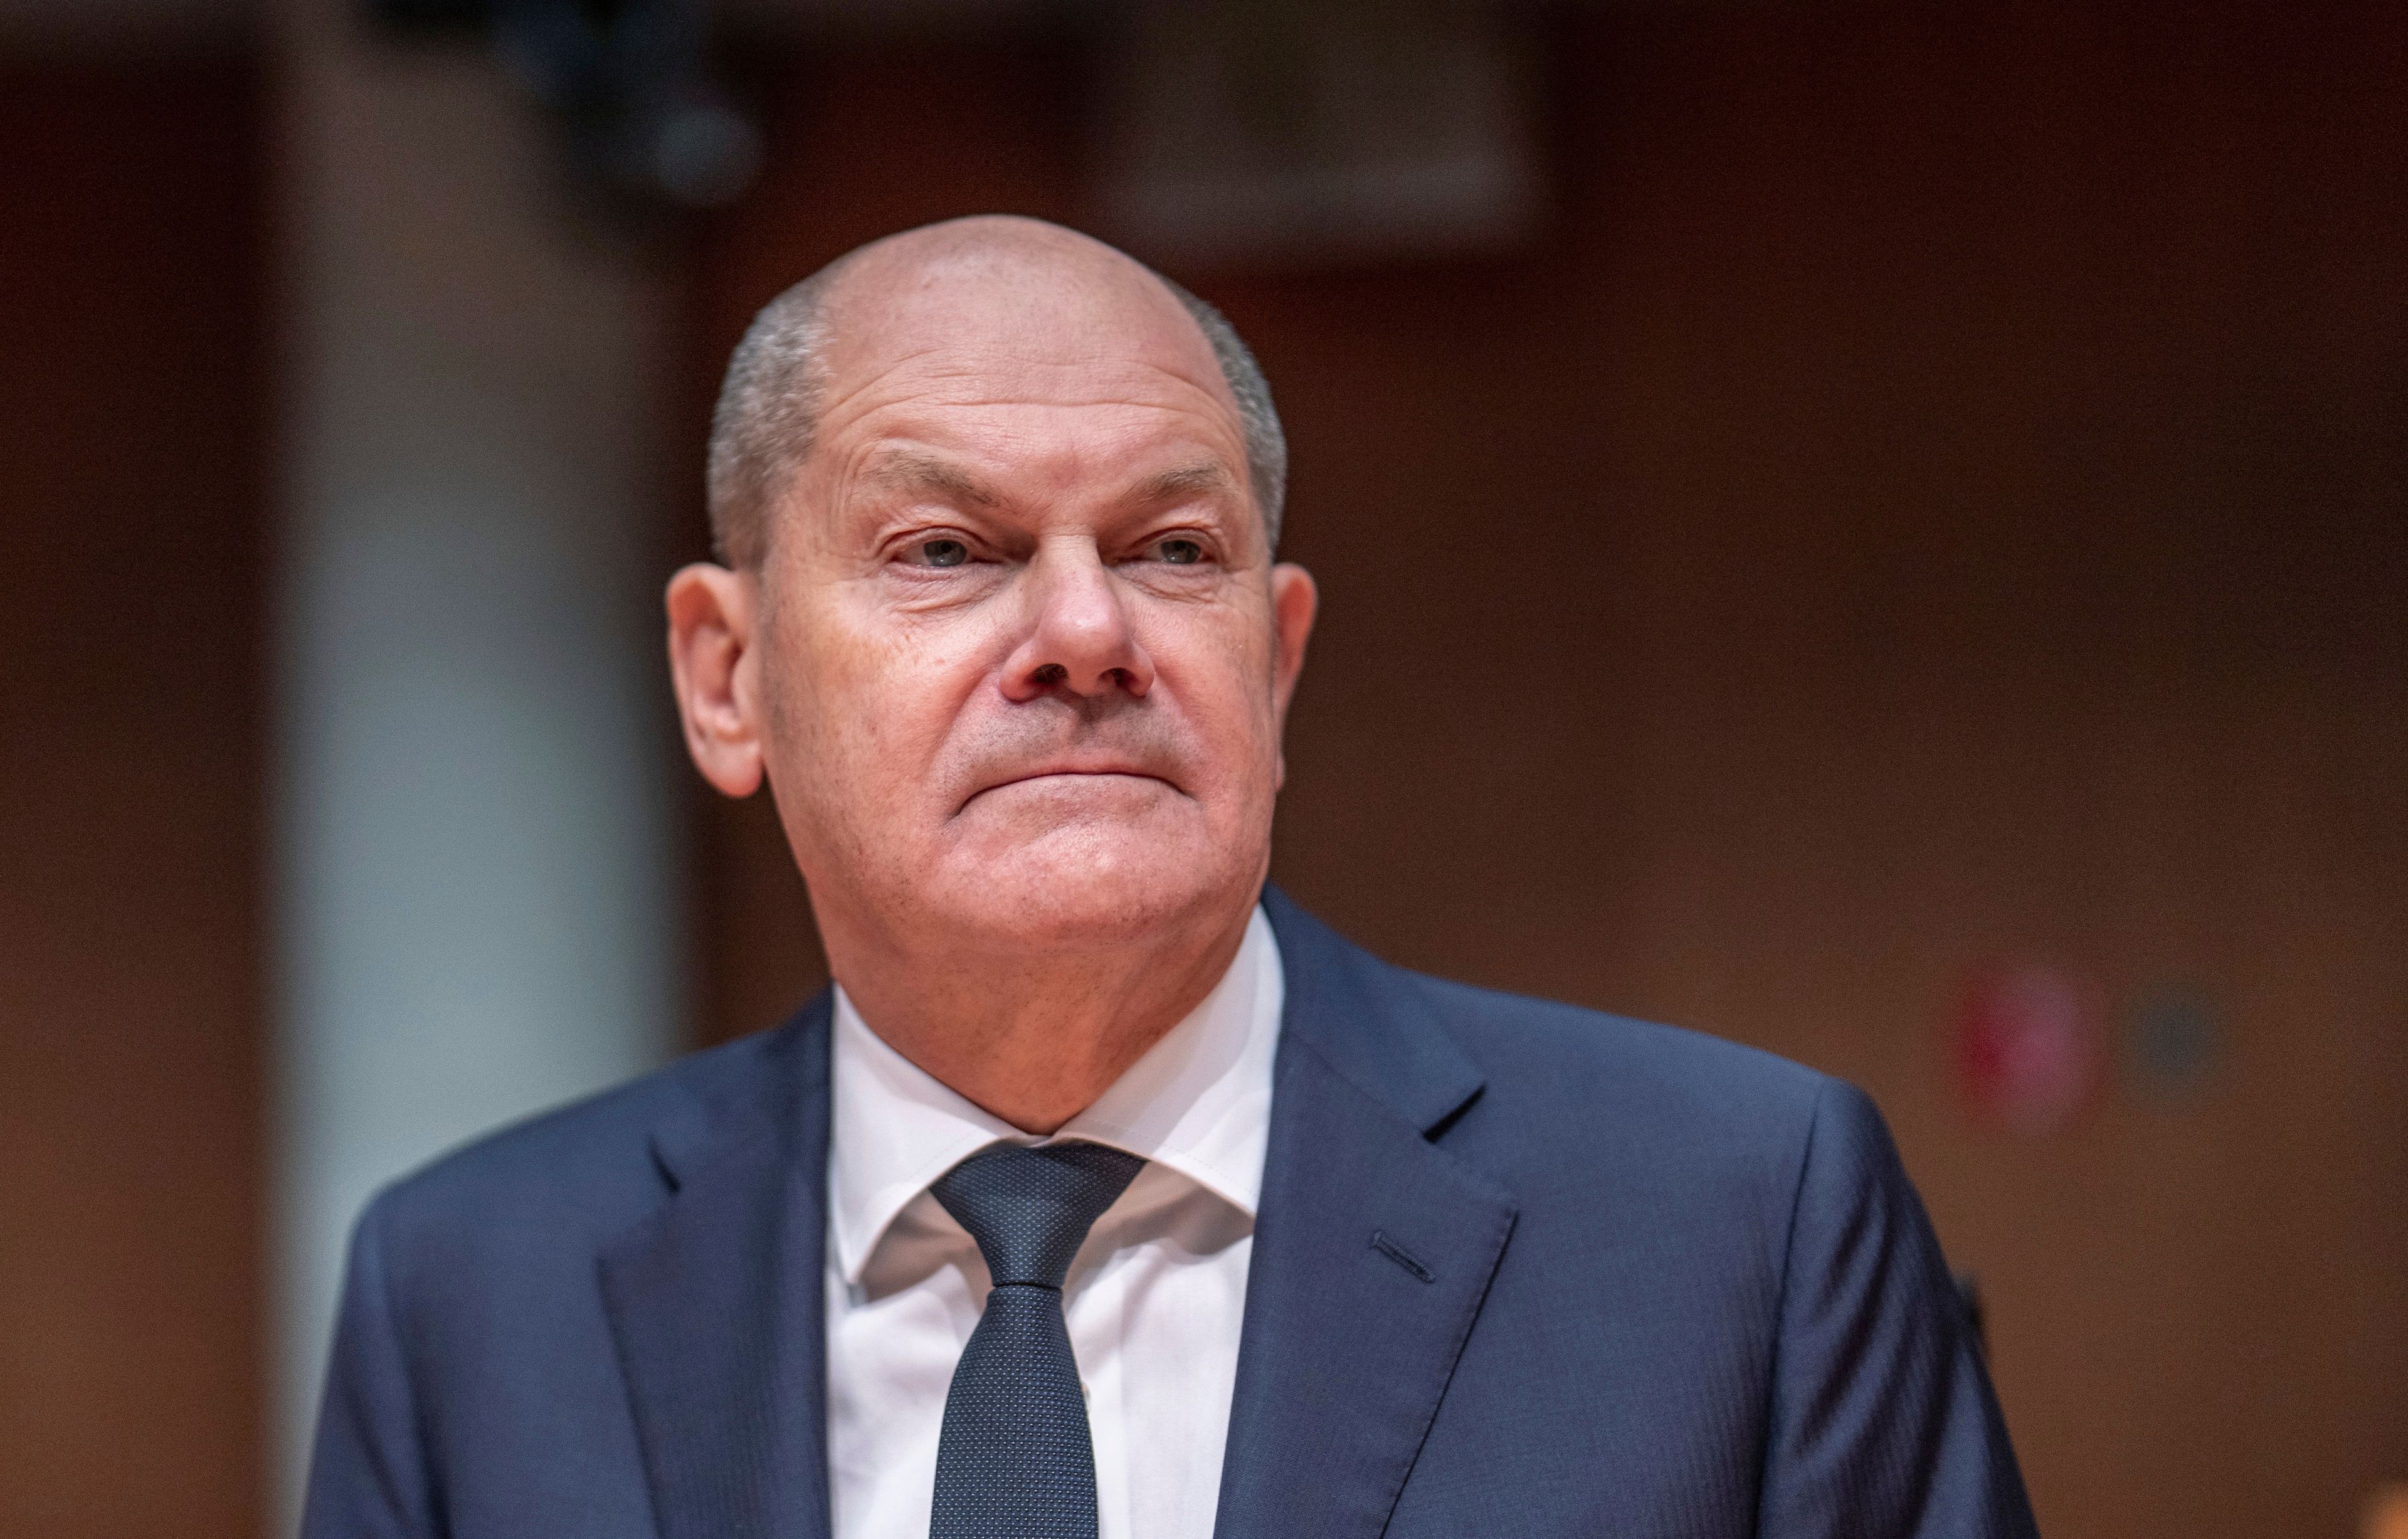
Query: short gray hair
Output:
[[705, 258, 1287, 568]]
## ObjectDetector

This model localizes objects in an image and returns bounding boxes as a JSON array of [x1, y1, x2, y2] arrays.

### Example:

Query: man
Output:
[[304, 216, 2037, 1538]]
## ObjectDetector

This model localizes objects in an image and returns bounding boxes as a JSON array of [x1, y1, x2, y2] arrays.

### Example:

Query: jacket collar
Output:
[[1259, 886, 1487, 1136]]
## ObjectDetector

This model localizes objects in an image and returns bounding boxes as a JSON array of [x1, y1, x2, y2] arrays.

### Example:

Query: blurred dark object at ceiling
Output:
[[366, 0, 1545, 261], [370, 0, 763, 214]]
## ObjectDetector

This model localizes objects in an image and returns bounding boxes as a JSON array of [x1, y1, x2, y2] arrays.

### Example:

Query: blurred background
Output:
[[2, 0, 2402, 1535]]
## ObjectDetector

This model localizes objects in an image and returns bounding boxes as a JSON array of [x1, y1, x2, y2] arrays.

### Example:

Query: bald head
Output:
[[706, 216, 1286, 568]]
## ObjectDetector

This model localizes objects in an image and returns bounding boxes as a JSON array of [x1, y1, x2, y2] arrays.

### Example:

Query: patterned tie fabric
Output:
[[926, 1140, 1148, 1539]]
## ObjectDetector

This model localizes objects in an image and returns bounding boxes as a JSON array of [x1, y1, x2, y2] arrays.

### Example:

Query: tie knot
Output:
[[929, 1141, 1146, 1289]]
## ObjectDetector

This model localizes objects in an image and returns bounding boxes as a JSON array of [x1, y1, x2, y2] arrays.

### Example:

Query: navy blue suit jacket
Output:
[[305, 889, 2039, 1537]]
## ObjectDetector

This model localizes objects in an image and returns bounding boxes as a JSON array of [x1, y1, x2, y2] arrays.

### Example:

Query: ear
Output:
[[1267, 562, 1318, 790], [665, 562, 766, 798]]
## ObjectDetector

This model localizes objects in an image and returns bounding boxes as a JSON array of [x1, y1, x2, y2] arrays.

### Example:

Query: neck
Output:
[[819, 898, 1255, 1134]]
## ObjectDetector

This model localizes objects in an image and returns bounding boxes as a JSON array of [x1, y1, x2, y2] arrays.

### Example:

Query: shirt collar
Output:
[[827, 904, 1283, 1288]]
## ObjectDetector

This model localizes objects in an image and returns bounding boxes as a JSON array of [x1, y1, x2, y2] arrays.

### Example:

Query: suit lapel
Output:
[[1213, 893, 1519, 1539], [599, 996, 834, 1539]]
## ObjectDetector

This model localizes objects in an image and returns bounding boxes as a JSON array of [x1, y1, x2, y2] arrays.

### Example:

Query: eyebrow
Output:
[[1132, 461, 1236, 503], [862, 450, 1001, 506]]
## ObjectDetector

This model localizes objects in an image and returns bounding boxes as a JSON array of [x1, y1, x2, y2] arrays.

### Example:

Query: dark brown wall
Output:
[[0, 63, 268, 1539], [684, 7, 2407, 1536]]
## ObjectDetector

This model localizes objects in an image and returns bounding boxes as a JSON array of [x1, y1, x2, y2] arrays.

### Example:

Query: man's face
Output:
[[739, 238, 1313, 959]]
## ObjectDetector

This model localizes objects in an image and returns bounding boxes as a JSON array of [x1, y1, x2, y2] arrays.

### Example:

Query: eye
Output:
[[903, 536, 972, 568], [1151, 536, 1207, 566]]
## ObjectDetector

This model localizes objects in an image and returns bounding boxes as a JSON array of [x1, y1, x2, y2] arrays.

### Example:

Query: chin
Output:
[[924, 816, 1256, 955]]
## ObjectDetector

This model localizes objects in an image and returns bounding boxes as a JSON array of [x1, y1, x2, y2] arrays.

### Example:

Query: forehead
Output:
[[811, 241, 1244, 454]]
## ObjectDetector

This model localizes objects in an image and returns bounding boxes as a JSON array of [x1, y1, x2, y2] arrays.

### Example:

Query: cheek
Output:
[[776, 605, 994, 796], [1155, 621, 1282, 778]]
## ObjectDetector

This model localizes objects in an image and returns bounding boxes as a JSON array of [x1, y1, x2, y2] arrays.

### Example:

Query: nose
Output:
[[1000, 537, 1156, 702]]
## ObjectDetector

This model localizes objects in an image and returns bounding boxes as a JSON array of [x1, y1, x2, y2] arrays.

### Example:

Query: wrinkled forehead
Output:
[[815, 236, 1238, 423]]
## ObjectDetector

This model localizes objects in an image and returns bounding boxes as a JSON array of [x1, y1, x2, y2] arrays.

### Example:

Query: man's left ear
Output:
[[1269, 561, 1318, 731], [665, 563, 767, 799]]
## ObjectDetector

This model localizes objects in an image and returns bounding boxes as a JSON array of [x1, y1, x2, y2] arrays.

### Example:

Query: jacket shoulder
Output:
[[1262, 886, 1832, 1144], [1393, 968, 1856, 1292], [1408, 968, 1834, 1133], [357, 1012, 815, 1258]]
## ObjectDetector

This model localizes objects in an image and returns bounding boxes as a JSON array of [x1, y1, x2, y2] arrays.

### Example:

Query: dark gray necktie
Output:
[[926, 1140, 1147, 1539]]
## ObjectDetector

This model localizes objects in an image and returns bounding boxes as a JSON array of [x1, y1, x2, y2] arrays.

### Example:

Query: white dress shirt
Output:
[[825, 905, 1283, 1539]]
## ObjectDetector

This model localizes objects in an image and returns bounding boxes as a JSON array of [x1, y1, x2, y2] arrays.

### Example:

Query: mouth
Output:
[[959, 765, 1176, 812]]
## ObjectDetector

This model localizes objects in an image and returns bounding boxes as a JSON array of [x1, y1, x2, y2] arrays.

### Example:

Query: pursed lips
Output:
[[959, 763, 1176, 810]]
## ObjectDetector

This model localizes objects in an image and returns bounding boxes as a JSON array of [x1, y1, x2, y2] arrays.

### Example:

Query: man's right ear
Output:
[[665, 563, 766, 798]]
